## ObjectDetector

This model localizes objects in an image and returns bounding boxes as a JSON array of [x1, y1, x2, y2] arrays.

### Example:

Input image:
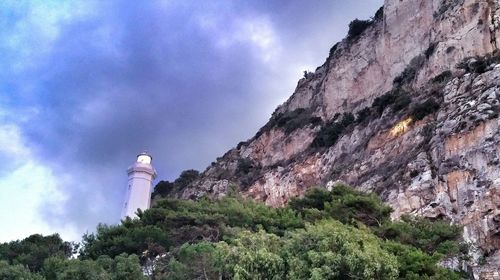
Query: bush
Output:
[[391, 92, 412, 112], [0, 261, 44, 280], [311, 112, 355, 148], [393, 55, 426, 86], [456, 50, 500, 74], [236, 158, 262, 189], [356, 107, 372, 123], [410, 98, 440, 120], [376, 215, 462, 255], [372, 88, 411, 115], [425, 42, 438, 59], [285, 220, 399, 280], [278, 109, 322, 133], [382, 242, 462, 280], [152, 180, 174, 198], [0, 234, 74, 272], [434, 0, 464, 19], [340, 112, 355, 126], [431, 70, 452, 84], [257, 109, 322, 136], [373, 6, 384, 21], [4, 183, 464, 279], [236, 158, 253, 174], [347, 19, 373, 40], [174, 170, 200, 188], [290, 185, 393, 227], [152, 169, 200, 197], [458, 58, 485, 74], [329, 43, 340, 57], [303, 71, 313, 79]]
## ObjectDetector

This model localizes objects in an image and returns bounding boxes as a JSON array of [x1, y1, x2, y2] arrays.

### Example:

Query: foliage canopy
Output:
[[0, 184, 464, 279]]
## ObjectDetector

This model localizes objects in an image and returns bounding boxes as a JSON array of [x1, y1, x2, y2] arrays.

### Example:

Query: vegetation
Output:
[[235, 158, 262, 189], [329, 43, 340, 58], [0, 235, 144, 279], [255, 108, 322, 138], [345, 6, 383, 42], [457, 50, 500, 74], [431, 70, 452, 84], [328, 7, 382, 60], [347, 19, 373, 41], [434, 0, 464, 19], [152, 169, 200, 198], [311, 112, 354, 148], [289, 185, 392, 227], [356, 107, 372, 123], [372, 88, 412, 116], [425, 43, 438, 59], [0, 234, 74, 272], [393, 55, 426, 86], [373, 6, 384, 21], [275, 109, 322, 134], [410, 98, 441, 121], [0, 184, 465, 279]]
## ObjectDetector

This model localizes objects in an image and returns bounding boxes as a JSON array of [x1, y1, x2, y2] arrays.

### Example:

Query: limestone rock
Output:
[[169, 0, 500, 276]]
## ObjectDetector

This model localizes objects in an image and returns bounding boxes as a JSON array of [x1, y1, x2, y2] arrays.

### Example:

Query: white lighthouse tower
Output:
[[121, 152, 157, 219]]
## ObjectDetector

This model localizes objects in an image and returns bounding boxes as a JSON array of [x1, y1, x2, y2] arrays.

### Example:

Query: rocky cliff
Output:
[[165, 0, 500, 278]]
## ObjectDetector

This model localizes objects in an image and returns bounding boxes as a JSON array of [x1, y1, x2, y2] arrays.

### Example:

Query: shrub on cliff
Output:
[[255, 108, 322, 138], [373, 6, 384, 21], [311, 121, 344, 148], [152, 180, 174, 198], [311, 112, 355, 148], [236, 158, 262, 189], [290, 185, 393, 227], [456, 50, 500, 74], [393, 55, 426, 86], [372, 88, 411, 115], [410, 98, 440, 120], [329, 42, 340, 57], [391, 92, 412, 112], [347, 19, 373, 40], [431, 70, 452, 84], [152, 169, 201, 198], [356, 107, 372, 123], [376, 215, 462, 255]]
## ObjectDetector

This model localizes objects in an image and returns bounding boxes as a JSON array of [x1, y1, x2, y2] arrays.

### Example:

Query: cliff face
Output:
[[170, 0, 500, 277]]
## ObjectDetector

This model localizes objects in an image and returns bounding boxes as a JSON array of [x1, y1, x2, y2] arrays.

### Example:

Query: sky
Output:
[[0, 0, 383, 242]]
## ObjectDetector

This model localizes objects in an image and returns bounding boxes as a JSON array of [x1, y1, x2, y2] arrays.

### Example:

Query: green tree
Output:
[[0, 260, 44, 280], [0, 234, 74, 272], [43, 257, 108, 280], [217, 230, 286, 280], [159, 242, 221, 280], [79, 222, 168, 261], [285, 220, 399, 280], [290, 185, 392, 226], [43, 254, 145, 280], [382, 242, 461, 280], [376, 215, 462, 254]]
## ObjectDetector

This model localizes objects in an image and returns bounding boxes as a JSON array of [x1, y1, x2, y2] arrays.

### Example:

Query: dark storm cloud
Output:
[[3, 0, 383, 235]]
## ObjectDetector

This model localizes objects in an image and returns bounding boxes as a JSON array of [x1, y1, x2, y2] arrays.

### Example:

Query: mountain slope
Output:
[[158, 0, 500, 277]]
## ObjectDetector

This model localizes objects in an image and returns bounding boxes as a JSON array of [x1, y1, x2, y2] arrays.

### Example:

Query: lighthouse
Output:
[[121, 152, 157, 219]]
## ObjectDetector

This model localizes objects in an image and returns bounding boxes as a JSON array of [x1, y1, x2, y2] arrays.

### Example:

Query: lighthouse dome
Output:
[[136, 152, 152, 164]]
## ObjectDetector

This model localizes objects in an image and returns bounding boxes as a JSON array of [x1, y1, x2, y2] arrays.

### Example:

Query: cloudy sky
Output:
[[0, 0, 383, 242]]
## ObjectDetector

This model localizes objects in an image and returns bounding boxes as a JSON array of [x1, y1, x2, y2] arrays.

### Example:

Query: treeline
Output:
[[0, 185, 467, 279]]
